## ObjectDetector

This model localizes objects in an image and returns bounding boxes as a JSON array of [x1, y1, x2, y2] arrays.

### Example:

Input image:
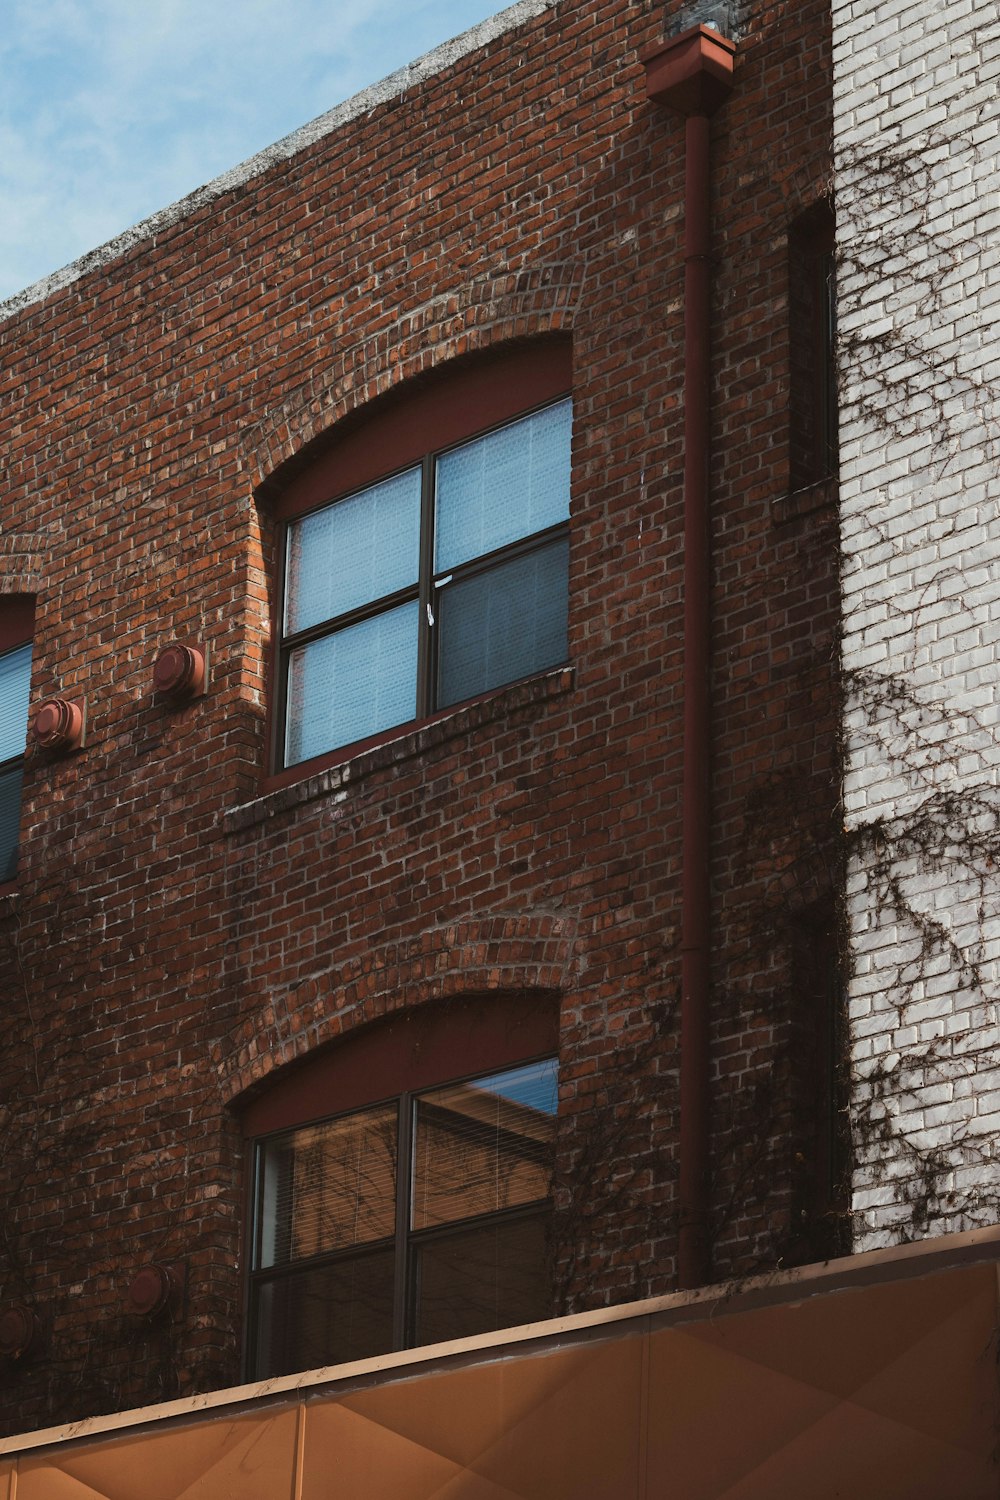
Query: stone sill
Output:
[[772, 474, 839, 527], [223, 666, 575, 835]]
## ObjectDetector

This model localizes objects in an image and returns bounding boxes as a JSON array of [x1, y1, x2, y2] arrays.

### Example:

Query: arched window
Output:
[[0, 598, 35, 885], [269, 341, 572, 778], [241, 994, 559, 1379]]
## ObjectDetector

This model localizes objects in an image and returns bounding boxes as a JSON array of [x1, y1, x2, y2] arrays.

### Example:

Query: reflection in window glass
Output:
[[252, 1249, 395, 1378], [412, 1214, 551, 1347], [0, 766, 23, 884], [435, 399, 571, 571], [437, 537, 568, 709], [285, 469, 421, 635], [0, 644, 31, 764], [285, 601, 419, 764], [412, 1058, 558, 1230], [257, 1104, 398, 1268]]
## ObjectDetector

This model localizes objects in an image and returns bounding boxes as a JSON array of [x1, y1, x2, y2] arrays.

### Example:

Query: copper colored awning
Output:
[[2, 1227, 998, 1498]]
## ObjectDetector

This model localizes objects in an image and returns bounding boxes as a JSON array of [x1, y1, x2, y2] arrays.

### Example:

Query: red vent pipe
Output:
[[643, 24, 735, 1290]]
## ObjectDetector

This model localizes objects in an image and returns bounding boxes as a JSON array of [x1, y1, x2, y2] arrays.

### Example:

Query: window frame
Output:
[[246, 1052, 558, 1376], [239, 993, 560, 1380], [0, 597, 35, 890], [265, 340, 573, 787]]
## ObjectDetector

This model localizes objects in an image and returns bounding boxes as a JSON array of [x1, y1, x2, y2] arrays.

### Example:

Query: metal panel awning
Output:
[[2, 1227, 997, 1499]]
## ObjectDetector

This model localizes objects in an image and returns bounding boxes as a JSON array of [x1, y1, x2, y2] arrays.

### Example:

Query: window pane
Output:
[[412, 1059, 557, 1231], [257, 1103, 398, 1269], [434, 398, 571, 572], [0, 766, 23, 882], [284, 467, 421, 635], [436, 537, 568, 709], [285, 600, 419, 764], [0, 642, 32, 764], [252, 1249, 395, 1378], [412, 1211, 551, 1346]]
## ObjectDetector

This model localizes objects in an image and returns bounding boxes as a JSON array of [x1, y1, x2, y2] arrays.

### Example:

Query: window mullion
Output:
[[283, 582, 420, 652], [392, 1091, 414, 1350], [415, 454, 436, 718], [274, 522, 293, 772]]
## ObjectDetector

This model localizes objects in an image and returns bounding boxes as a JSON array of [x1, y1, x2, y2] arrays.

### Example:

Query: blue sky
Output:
[[0, 0, 509, 302]]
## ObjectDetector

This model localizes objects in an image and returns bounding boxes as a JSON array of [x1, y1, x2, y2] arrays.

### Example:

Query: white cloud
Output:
[[0, 0, 502, 300]]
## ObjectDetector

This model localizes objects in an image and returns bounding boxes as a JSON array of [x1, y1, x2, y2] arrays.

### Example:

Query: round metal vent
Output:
[[124, 1263, 175, 1318], [153, 644, 206, 701], [0, 1305, 40, 1360], [32, 697, 85, 753]]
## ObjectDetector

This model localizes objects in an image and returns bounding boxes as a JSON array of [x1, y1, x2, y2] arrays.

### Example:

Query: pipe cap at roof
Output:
[[642, 24, 736, 117]]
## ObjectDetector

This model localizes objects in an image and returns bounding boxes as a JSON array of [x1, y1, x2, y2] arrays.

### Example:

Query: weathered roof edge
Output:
[[0, 0, 557, 327]]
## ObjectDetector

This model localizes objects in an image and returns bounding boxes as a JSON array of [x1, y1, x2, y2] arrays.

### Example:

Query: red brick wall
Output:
[[0, 0, 838, 1433]]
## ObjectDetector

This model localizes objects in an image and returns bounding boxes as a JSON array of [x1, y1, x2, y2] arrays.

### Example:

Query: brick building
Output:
[[834, 0, 1000, 1253], [0, 0, 996, 1493]]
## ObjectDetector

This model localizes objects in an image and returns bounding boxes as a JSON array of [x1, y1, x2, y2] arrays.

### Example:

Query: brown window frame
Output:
[[265, 340, 573, 788], [240, 994, 560, 1380]]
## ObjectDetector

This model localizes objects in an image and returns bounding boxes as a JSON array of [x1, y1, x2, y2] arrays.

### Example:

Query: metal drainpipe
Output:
[[642, 24, 735, 1291]]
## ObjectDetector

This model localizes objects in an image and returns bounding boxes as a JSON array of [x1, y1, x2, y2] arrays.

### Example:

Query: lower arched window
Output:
[[242, 996, 559, 1379]]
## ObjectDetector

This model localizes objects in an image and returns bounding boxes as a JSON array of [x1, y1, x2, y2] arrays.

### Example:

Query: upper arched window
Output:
[[269, 341, 572, 776], [0, 597, 35, 885]]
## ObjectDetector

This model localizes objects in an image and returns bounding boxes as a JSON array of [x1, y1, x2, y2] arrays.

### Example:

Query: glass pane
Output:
[[285, 600, 418, 765], [412, 1059, 557, 1231], [252, 1248, 395, 1378], [284, 467, 421, 635], [0, 766, 23, 882], [413, 1212, 551, 1346], [257, 1103, 398, 1269], [0, 642, 32, 764], [436, 537, 568, 710], [435, 398, 571, 572]]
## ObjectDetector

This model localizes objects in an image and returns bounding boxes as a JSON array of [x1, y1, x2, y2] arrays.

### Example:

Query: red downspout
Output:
[[643, 25, 735, 1290]]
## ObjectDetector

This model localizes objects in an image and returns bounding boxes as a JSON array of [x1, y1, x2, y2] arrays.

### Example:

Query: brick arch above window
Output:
[[244, 260, 585, 491], [0, 564, 48, 598], [218, 912, 577, 1107], [238, 988, 560, 1139], [267, 336, 572, 524]]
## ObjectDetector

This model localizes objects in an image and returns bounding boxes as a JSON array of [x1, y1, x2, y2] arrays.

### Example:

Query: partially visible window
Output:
[[788, 201, 837, 490], [248, 1055, 558, 1378], [271, 343, 573, 773], [0, 600, 34, 884]]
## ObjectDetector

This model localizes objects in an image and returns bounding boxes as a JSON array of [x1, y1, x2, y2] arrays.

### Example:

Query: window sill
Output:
[[223, 666, 574, 835], [772, 474, 838, 527], [0, 879, 18, 904]]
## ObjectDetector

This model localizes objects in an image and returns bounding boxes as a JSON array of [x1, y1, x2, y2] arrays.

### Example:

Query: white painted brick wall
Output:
[[833, 0, 1000, 1249]]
